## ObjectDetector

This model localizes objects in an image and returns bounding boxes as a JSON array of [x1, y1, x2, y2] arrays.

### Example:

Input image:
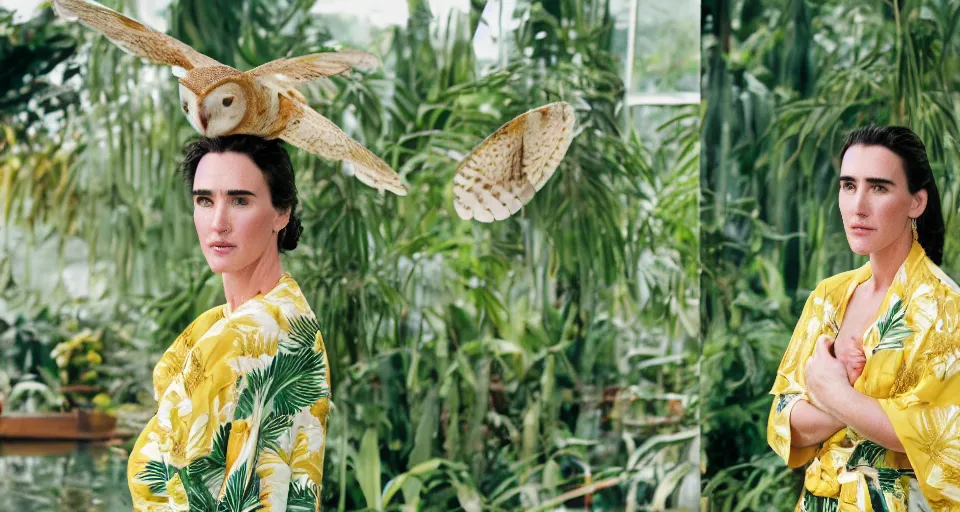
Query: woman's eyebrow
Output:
[[191, 189, 256, 196], [837, 176, 896, 186]]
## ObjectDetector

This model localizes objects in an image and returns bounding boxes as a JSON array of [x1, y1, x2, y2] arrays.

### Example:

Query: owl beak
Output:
[[198, 108, 209, 133]]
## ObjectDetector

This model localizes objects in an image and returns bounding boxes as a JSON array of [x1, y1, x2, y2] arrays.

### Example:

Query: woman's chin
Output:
[[845, 238, 874, 256], [204, 255, 234, 274]]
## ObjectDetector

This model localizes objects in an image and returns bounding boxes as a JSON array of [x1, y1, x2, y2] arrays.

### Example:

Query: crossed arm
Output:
[[792, 335, 905, 452]]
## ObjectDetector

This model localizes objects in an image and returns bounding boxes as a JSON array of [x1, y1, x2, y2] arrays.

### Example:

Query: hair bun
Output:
[[279, 212, 302, 252]]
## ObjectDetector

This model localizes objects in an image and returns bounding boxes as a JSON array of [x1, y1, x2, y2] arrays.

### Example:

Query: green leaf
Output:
[[258, 413, 294, 454], [355, 427, 382, 511], [286, 314, 323, 353], [286, 482, 318, 511], [874, 297, 914, 352], [235, 346, 329, 419], [136, 460, 176, 495], [177, 468, 217, 512], [217, 462, 259, 512], [188, 423, 231, 490]]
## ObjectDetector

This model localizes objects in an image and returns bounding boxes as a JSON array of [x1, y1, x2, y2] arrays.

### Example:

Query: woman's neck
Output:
[[866, 229, 914, 293], [222, 258, 284, 314]]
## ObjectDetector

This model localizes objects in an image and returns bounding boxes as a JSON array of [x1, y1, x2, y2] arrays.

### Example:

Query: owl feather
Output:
[[53, 0, 407, 196], [453, 101, 576, 222]]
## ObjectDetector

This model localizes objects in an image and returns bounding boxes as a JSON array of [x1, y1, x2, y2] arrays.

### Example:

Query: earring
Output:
[[911, 218, 918, 241]]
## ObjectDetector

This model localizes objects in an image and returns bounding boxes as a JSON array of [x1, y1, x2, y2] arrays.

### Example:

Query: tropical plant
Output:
[[701, 0, 960, 508], [1, 0, 699, 509]]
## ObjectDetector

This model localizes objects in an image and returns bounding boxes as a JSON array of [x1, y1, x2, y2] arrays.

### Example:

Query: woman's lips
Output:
[[211, 243, 235, 255], [849, 225, 874, 235]]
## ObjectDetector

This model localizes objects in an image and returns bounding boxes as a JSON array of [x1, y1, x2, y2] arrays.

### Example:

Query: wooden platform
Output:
[[0, 410, 134, 441]]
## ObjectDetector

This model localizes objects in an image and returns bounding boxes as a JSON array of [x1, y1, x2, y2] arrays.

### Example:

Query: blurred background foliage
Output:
[[0, 0, 699, 509], [701, 0, 960, 509]]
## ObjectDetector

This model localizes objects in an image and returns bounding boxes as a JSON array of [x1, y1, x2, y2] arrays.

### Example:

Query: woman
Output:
[[768, 125, 959, 510], [126, 135, 331, 511]]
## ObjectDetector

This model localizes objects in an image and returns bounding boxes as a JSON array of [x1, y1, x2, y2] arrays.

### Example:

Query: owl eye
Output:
[[222, 97, 234, 107], [182, 102, 189, 113]]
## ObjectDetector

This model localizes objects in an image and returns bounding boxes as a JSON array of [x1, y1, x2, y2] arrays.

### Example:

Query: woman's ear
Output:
[[274, 208, 291, 233], [909, 189, 928, 219]]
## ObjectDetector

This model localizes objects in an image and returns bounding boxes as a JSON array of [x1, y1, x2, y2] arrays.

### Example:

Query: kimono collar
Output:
[[850, 240, 926, 289], [223, 272, 296, 316]]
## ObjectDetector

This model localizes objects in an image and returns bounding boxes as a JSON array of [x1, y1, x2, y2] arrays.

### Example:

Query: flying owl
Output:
[[453, 102, 576, 222], [53, 0, 407, 196]]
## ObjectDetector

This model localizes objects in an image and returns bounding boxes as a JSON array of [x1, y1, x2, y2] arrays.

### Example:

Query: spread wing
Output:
[[53, 0, 222, 71], [249, 50, 379, 94], [279, 102, 406, 196], [453, 102, 576, 222]]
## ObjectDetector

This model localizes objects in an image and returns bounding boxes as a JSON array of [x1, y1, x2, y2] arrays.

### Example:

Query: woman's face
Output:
[[838, 144, 927, 257], [192, 151, 289, 274]]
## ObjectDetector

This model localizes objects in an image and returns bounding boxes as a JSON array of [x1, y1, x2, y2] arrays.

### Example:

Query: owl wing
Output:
[[453, 101, 576, 222], [53, 0, 222, 71], [279, 101, 407, 196], [249, 50, 379, 94]]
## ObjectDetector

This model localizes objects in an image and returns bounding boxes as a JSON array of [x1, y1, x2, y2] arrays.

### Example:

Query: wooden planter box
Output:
[[0, 409, 128, 441]]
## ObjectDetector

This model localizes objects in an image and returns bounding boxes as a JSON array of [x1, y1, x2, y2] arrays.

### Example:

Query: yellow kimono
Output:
[[768, 241, 960, 511], [127, 272, 331, 511]]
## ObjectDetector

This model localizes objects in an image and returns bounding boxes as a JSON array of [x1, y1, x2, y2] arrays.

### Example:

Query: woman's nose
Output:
[[210, 203, 230, 232], [852, 189, 869, 216]]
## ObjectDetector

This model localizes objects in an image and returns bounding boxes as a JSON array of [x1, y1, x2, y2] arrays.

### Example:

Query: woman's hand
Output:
[[834, 335, 866, 385], [805, 335, 852, 411]]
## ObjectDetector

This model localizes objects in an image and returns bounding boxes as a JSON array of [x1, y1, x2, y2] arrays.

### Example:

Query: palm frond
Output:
[[136, 460, 177, 496]]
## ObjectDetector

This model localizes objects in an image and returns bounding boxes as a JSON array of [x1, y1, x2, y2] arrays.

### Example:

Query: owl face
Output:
[[178, 81, 247, 137]]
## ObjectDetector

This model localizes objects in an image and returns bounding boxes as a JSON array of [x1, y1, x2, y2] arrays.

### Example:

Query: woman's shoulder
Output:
[[226, 272, 318, 332], [919, 257, 960, 299]]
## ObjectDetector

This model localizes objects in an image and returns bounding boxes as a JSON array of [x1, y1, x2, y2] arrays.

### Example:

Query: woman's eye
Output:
[[196, 197, 212, 206], [872, 185, 887, 192], [233, 197, 248, 206]]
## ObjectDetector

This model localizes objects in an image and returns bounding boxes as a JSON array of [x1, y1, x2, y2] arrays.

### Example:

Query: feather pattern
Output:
[[53, 0, 406, 195], [453, 101, 576, 222]]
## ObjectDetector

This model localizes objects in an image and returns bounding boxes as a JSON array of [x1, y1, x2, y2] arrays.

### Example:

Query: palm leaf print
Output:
[[776, 393, 800, 414], [845, 440, 914, 510], [187, 422, 231, 491], [257, 412, 294, 454], [234, 347, 329, 419], [286, 482, 318, 511], [287, 314, 323, 353], [176, 469, 216, 512], [217, 462, 260, 512], [136, 459, 177, 495], [801, 492, 839, 512], [846, 440, 887, 470], [874, 297, 913, 352]]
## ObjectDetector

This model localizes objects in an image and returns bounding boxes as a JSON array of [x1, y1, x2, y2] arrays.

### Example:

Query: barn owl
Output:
[[53, 0, 407, 196], [453, 102, 576, 222]]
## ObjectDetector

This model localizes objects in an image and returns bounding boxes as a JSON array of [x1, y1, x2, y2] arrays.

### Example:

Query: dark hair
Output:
[[179, 135, 302, 252], [840, 125, 945, 265]]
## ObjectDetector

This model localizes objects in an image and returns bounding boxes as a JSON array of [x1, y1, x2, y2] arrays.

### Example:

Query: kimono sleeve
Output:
[[254, 325, 332, 510], [877, 293, 960, 506], [767, 281, 827, 468]]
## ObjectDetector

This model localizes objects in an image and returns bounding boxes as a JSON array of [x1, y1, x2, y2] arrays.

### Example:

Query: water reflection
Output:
[[0, 441, 131, 511]]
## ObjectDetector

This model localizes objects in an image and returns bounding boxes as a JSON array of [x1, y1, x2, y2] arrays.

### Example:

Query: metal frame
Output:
[[622, 0, 699, 133]]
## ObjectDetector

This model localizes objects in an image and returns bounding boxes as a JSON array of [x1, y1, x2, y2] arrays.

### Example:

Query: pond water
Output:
[[0, 441, 132, 511]]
